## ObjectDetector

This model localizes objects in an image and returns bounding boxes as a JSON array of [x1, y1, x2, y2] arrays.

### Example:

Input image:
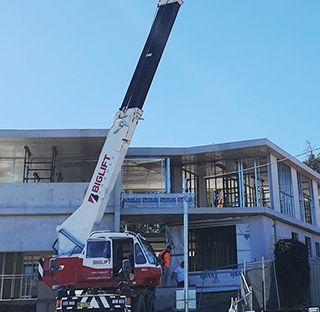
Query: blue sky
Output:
[[0, 1, 319, 158]]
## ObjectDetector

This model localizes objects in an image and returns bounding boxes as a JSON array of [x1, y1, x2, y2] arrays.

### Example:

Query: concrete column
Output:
[[237, 160, 244, 207], [312, 181, 320, 227], [269, 154, 280, 212], [198, 176, 207, 207], [100, 173, 122, 231], [36, 283, 56, 312], [171, 165, 183, 193], [165, 158, 171, 193], [291, 167, 301, 221]]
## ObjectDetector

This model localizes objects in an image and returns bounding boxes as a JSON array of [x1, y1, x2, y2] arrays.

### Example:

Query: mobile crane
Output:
[[38, 1, 182, 311]]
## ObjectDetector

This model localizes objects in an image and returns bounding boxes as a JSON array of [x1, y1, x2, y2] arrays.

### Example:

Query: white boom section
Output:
[[57, 107, 142, 255], [158, 0, 183, 6]]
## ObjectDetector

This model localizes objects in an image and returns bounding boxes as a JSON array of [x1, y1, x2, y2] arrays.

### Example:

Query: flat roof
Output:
[[0, 129, 319, 182]]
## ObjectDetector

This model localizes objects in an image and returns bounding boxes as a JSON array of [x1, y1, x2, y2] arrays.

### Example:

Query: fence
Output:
[[310, 259, 320, 307], [229, 259, 280, 312]]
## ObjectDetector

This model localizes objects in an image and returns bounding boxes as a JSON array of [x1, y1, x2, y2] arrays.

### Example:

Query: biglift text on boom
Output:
[[88, 154, 111, 204], [38, 1, 183, 311]]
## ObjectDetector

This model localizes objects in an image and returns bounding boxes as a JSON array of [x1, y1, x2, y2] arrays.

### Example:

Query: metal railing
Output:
[[122, 192, 195, 209], [0, 273, 37, 300]]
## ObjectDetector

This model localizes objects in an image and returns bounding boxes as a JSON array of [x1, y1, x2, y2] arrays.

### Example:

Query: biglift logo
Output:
[[88, 154, 110, 204]]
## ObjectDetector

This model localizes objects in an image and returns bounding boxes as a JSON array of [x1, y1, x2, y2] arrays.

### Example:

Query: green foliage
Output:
[[274, 239, 310, 308], [123, 223, 164, 235], [303, 142, 320, 174]]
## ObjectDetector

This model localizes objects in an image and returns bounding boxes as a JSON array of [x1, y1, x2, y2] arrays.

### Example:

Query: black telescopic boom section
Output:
[[120, 2, 181, 111]]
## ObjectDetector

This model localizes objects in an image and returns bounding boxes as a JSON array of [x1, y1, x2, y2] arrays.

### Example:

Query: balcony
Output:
[[0, 273, 37, 300]]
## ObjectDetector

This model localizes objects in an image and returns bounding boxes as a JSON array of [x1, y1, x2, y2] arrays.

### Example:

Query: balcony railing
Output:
[[0, 273, 37, 300], [122, 193, 195, 209]]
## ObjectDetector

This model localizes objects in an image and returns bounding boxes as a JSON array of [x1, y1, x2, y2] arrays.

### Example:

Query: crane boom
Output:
[[56, 0, 182, 255], [120, 0, 182, 111]]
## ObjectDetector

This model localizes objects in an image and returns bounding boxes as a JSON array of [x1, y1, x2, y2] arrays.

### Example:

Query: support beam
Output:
[[269, 154, 280, 212]]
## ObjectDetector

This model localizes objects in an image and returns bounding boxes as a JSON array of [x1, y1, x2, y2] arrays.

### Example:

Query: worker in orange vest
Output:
[[159, 245, 172, 286]]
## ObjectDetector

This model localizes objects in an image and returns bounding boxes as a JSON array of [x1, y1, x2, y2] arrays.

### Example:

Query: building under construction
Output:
[[0, 129, 320, 311]]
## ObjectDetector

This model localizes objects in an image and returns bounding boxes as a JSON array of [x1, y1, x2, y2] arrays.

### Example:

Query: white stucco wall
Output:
[[236, 222, 251, 264], [275, 219, 320, 257], [248, 216, 275, 261], [247, 215, 320, 261]]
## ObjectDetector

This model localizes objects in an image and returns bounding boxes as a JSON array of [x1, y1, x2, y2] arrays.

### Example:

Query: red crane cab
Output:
[[39, 231, 161, 292]]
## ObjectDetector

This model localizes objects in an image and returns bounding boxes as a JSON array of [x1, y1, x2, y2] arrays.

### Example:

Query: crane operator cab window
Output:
[[86, 240, 111, 258], [135, 243, 147, 265], [112, 237, 134, 278]]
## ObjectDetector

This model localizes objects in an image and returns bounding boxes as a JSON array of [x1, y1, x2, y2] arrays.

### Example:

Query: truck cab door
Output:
[[80, 239, 112, 281], [112, 237, 134, 278]]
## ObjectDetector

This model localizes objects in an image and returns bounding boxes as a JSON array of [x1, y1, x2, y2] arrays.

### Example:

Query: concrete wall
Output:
[[0, 182, 121, 211], [0, 182, 120, 252]]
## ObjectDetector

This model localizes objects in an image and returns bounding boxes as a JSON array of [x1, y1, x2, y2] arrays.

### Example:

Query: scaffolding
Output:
[[23, 146, 57, 183]]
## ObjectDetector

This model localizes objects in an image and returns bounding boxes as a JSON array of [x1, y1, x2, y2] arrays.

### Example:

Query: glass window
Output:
[[183, 166, 199, 207], [241, 157, 270, 208], [86, 241, 110, 258], [205, 157, 270, 208], [305, 237, 312, 258], [297, 173, 314, 224], [140, 237, 158, 265], [122, 158, 167, 193], [291, 232, 298, 241], [315, 242, 320, 257], [205, 160, 238, 208], [121, 223, 166, 254], [135, 244, 146, 264], [278, 162, 294, 217]]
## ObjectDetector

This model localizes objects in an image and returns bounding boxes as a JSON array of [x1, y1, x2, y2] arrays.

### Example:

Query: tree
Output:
[[303, 142, 320, 174], [274, 239, 310, 309]]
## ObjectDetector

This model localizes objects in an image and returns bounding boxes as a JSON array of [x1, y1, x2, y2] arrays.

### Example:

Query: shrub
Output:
[[274, 239, 310, 308]]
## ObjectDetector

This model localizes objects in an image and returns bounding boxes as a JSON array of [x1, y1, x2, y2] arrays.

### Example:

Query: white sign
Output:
[[189, 268, 241, 292], [176, 288, 196, 310]]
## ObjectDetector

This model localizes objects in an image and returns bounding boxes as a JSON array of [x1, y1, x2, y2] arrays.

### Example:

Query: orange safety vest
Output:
[[160, 250, 170, 268]]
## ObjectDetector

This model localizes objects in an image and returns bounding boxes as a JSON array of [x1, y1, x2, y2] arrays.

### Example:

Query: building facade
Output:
[[0, 129, 320, 309]]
